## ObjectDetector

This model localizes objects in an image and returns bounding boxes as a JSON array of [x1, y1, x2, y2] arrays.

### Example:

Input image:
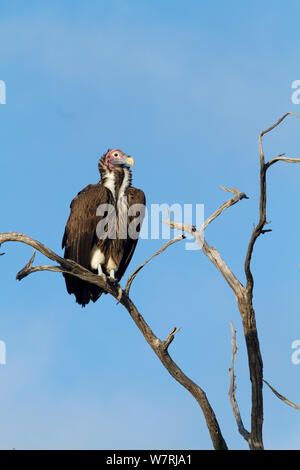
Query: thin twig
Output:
[[200, 187, 248, 233], [265, 156, 300, 169], [163, 187, 246, 296], [125, 235, 185, 295], [263, 380, 300, 410], [16, 249, 36, 279], [16, 264, 63, 281], [162, 326, 181, 351]]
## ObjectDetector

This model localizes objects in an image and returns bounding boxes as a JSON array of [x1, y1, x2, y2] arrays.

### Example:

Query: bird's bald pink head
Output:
[[105, 149, 134, 169]]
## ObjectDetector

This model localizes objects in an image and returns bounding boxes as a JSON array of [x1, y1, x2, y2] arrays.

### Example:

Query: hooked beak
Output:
[[124, 156, 134, 167]]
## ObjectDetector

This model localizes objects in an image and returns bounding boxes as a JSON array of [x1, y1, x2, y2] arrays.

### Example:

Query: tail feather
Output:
[[63, 239, 103, 307], [63, 272, 103, 307]]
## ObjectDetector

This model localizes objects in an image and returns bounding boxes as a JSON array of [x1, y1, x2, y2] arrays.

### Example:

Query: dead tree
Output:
[[1, 113, 300, 450]]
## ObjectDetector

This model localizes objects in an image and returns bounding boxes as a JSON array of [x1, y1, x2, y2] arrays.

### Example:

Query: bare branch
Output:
[[125, 235, 185, 295], [263, 380, 300, 411], [259, 112, 300, 141], [163, 188, 246, 297], [163, 186, 248, 236], [265, 155, 300, 169], [16, 249, 37, 279], [162, 326, 181, 351], [0, 230, 228, 450], [245, 112, 300, 293], [237, 113, 300, 449], [228, 321, 251, 442], [201, 187, 248, 232], [16, 264, 63, 281]]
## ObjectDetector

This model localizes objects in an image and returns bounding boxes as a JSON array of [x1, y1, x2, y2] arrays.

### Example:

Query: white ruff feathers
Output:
[[104, 171, 116, 198], [118, 168, 130, 198]]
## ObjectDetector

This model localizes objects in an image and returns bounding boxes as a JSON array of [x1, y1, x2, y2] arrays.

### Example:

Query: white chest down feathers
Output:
[[90, 168, 130, 276], [103, 167, 130, 200], [90, 244, 105, 270]]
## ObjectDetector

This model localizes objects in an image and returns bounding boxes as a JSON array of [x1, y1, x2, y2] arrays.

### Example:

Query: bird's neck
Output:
[[102, 167, 132, 200]]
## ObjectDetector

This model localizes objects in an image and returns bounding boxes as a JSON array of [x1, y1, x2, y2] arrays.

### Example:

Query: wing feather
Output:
[[62, 183, 111, 306]]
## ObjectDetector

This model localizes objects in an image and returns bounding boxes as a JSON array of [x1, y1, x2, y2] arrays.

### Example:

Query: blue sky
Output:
[[1, 0, 300, 450]]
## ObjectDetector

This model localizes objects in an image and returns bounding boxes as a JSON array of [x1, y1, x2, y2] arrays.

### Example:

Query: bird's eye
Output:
[[114, 153, 119, 157]]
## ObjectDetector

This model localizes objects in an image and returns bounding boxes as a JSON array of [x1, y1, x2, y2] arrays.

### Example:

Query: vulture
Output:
[[62, 149, 146, 306]]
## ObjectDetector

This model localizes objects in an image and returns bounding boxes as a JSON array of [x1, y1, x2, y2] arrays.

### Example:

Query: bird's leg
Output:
[[109, 269, 115, 280], [98, 264, 104, 276]]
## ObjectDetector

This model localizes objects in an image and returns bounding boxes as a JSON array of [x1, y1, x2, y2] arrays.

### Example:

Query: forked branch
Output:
[[163, 186, 247, 297], [245, 112, 300, 294], [0, 231, 227, 450]]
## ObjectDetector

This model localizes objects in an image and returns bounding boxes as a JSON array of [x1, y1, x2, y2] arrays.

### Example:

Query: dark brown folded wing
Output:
[[62, 183, 111, 306]]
